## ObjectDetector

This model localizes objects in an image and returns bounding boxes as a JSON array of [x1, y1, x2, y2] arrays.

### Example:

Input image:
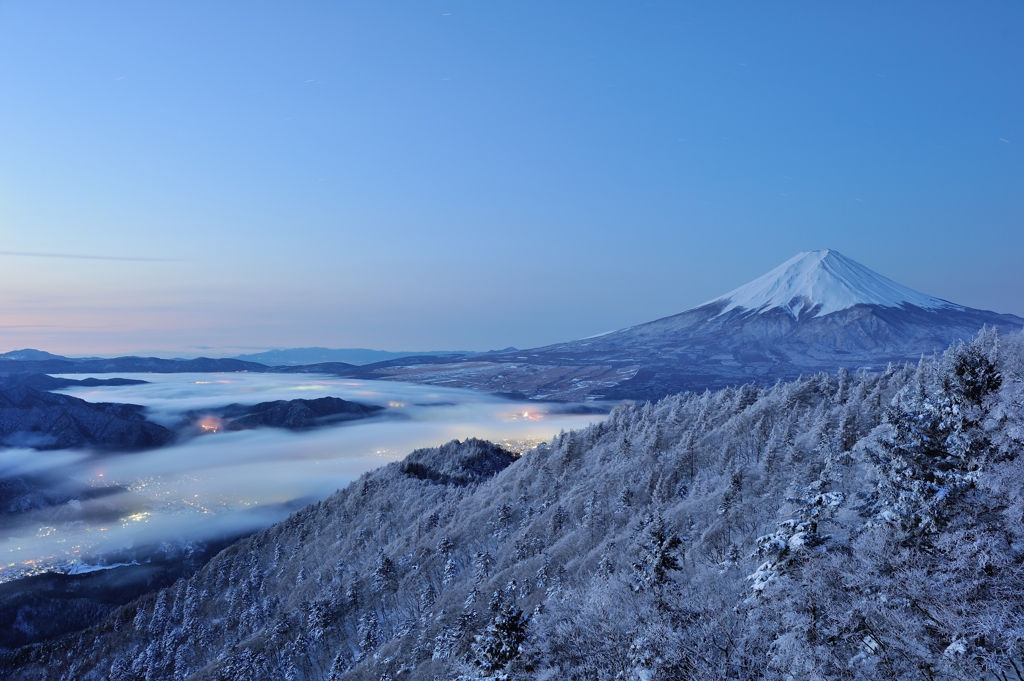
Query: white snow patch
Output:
[[703, 250, 961, 319], [60, 560, 138, 575], [943, 638, 967, 658]]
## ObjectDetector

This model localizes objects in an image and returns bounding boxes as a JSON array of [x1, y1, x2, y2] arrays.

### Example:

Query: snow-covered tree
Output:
[[748, 483, 842, 595], [630, 514, 683, 590], [471, 596, 529, 677], [869, 336, 1002, 536], [8, 330, 1024, 681]]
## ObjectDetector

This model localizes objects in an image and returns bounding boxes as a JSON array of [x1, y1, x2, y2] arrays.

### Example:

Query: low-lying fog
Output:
[[0, 373, 609, 582]]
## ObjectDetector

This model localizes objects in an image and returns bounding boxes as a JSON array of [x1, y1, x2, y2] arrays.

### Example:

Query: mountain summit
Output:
[[707, 249, 960, 319], [344, 250, 1024, 401]]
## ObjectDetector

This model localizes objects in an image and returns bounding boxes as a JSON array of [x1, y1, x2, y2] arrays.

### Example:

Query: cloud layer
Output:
[[0, 374, 607, 581]]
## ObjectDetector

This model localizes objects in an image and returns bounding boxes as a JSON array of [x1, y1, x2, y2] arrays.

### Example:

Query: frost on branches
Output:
[[868, 332, 1002, 537], [4, 331, 1024, 681]]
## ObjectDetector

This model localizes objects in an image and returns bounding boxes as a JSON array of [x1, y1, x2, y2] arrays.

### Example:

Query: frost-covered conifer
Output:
[[436, 535, 454, 556], [630, 514, 683, 590], [442, 556, 458, 586], [372, 551, 398, 594], [109, 658, 130, 681], [419, 584, 436, 611], [748, 482, 842, 595], [472, 551, 493, 584], [597, 541, 617, 577], [358, 612, 381, 652], [132, 606, 147, 632], [345, 579, 360, 609], [869, 336, 1001, 536], [307, 599, 332, 641], [550, 505, 568, 536], [328, 651, 349, 680], [471, 598, 529, 677]]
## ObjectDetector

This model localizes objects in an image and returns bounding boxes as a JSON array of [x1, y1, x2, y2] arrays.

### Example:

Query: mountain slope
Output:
[[350, 251, 1024, 400], [703, 249, 959, 318], [186, 396, 384, 431], [4, 332, 1022, 679], [0, 356, 269, 375], [232, 348, 472, 367], [0, 386, 173, 450]]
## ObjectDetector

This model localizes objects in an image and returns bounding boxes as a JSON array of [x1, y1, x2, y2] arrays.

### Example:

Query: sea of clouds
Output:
[[0, 373, 608, 581]]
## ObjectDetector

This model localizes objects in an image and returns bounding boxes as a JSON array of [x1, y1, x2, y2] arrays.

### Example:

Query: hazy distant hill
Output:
[[0, 356, 269, 375], [0, 385, 173, 450], [0, 349, 71, 362], [184, 396, 384, 431], [0, 373, 385, 452], [232, 347, 475, 366], [0, 373, 148, 391], [350, 250, 1024, 401]]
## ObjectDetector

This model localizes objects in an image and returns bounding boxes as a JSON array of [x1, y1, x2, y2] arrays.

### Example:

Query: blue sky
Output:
[[1, 1, 1021, 355]]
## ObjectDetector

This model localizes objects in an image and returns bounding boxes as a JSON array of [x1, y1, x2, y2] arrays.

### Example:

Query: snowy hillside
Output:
[[703, 249, 962, 318], [5, 330, 1024, 679]]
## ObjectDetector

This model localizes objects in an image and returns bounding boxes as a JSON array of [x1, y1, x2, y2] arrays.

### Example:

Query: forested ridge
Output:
[[3, 330, 1024, 680]]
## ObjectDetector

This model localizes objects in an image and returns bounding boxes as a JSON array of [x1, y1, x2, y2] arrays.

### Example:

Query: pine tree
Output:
[[307, 599, 332, 641], [442, 556, 458, 586], [472, 551, 493, 584], [748, 482, 842, 595], [419, 584, 436, 612], [436, 535, 454, 556], [869, 338, 1001, 536], [109, 658, 130, 681], [357, 612, 381, 653], [328, 651, 349, 680], [630, 515, 683, 590], [471, 599, 529, 676], [371, 551, 398, 594]]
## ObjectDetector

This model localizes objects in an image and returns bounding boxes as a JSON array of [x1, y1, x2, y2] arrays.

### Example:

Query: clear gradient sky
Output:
[[1, 2, 1021, 356]]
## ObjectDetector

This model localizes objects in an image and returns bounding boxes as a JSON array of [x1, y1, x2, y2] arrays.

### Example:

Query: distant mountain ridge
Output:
[[0, 349, 70, 362], [231, 347, 475, 366], [4, 251, 1021, 402], [346, 250, 1024, 401], [0, 355, 269, 375]]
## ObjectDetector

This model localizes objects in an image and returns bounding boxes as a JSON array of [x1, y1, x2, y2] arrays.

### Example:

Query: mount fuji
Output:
[[351, 250, 1024, 401], [702, 249, 961, 319]]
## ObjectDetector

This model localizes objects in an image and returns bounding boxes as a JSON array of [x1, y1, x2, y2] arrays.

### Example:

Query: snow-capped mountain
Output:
[[349, 250, 1024, 401], [705, 249, 961, 319]]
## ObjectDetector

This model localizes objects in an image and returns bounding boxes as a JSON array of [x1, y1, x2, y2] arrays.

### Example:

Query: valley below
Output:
[[1, 374, 607, 585], [0, 374, 607, 649]]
